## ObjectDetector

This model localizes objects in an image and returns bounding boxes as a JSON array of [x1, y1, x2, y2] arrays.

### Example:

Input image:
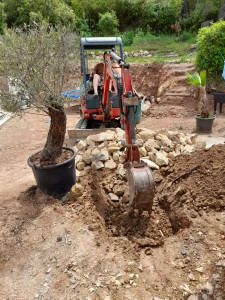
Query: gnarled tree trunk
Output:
[[198, 86, 209, 117], [41, 105, 66, 165]]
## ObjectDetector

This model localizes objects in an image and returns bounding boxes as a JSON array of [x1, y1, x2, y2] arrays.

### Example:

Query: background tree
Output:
[[98, 11, 119, 36], [0, 25, 78, 164], [3, 0, 76, 28], [0, 3, 6, 34]]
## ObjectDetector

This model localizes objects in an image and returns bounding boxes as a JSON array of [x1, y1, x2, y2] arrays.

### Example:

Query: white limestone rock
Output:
[[91, 160, 104, 170], [76, 140, 87, 151], [105, 160, 117, 169], [97, 130, 116, 142], [139, 146, 147, 157], [82, 149, 92, 164], [116, 163, 126, 176], [140, 158, 159, 170], [113, 151, 120, 161], [138, 129, 155, 142], [155, 151, 169, 166]]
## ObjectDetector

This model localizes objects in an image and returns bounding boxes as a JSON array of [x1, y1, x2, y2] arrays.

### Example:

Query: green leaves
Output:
[[0, 25, 78, 114], [98, 11, 119, 36], [186, 70, 206, 87], [196, 20, 225, 77]]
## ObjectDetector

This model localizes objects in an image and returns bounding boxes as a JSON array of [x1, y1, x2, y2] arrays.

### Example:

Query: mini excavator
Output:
[[68, 37, 155, 214]]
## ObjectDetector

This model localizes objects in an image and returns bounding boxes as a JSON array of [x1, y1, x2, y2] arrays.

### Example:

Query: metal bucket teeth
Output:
[[127, 162, 155, 213]]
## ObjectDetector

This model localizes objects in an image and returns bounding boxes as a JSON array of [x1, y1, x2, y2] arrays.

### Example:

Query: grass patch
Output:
[[87, 32, 197, 63]]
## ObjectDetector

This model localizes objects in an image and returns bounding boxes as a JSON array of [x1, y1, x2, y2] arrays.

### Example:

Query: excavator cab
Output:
[[79, 37, 124, 125]]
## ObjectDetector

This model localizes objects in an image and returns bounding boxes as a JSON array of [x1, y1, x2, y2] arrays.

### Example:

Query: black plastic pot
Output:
[[28, 147, 76, 197], [195, 115, 216, 133]]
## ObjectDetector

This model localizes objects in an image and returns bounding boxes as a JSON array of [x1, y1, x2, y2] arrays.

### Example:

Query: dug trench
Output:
[[70, 144, 225, 248]]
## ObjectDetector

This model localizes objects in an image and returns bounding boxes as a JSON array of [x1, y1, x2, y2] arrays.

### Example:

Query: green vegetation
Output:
[[186, 70, 209, 117], [98, 12, 119, 36], [0, 3, 6, 34], [1, 0, 224, 36], [196, 20, 225, 78], [0, 24, 78, 163]]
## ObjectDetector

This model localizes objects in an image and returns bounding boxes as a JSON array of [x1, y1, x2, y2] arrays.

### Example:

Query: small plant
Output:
[[186, 70, 209, 118], [178, 125, 183, 130]]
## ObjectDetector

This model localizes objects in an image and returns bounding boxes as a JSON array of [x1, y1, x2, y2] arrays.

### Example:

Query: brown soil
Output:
[[0, 62, 225, 300], [30, 148, 74, 167]]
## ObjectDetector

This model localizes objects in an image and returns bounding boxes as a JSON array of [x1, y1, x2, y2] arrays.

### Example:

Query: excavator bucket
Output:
[[127, 162, 155, 214]]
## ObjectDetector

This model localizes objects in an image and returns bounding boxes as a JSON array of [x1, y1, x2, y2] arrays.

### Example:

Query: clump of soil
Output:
[[30, 148, 73, 166]]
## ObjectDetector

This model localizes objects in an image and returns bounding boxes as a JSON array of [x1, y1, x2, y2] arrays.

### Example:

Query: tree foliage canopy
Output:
[[196, 20, 225, 77], [0, 24, 78, 114]]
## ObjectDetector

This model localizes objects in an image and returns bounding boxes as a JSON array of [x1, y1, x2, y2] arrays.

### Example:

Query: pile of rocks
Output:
[[74, 128, 200, 175]]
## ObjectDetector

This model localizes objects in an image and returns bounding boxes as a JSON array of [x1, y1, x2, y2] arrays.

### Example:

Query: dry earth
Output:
[[0, 63, 225, 300]]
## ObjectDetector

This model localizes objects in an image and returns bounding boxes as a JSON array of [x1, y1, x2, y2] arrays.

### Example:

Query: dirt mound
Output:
[[157, 144, 225, 233], [69, 144, 225, 252]]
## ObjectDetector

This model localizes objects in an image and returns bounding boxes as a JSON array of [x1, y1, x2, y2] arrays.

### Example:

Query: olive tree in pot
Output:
[[0, 25, 78, 197], [186, 70, 215, 133]]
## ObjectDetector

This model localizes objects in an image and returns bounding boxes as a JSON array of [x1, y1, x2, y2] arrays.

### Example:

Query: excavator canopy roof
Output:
[[80, 37, 122, 50]]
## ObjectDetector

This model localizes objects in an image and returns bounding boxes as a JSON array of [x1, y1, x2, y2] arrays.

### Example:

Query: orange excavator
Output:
[[68, 37, 155, 214]]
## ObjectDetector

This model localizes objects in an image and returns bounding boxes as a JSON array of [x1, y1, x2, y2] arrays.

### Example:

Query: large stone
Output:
[[76, 140, 87, 151], [109, 193, 119, 202], [170, 135, 180, 143], [138, 129, 155, 142], [76, 161, 86, 171], [144, 139, 160, 151], [105, 160, 117, 169], [139, 146, 147, 157], [97, 130, 116, 142], [82, 149, 92, 164], [141, 101, 151, 114], [155, 151, 168, 166], [108, 143, 120, 153], [91, 148, 101, 161], [100, 150, 109, 161], [148, 152, 156, 163], [116, 128, 125, 141], [116, 163, 126, 176], [91, 160, 104, 170], [113, 151, 120, 161], [75, 154, 82, 163], [86, 135, 98, 145], [179, 136, 186, 145], [119, 153, 126, 164], [141, 158, 159, 170]]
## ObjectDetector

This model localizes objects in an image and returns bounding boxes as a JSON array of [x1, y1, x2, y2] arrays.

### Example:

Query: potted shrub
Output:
[[0, 25, 78, 197], [186, 70, 216, 133]]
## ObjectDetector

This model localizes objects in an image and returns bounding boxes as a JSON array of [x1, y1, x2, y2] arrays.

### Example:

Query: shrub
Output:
[[179, 31, 195, 42], [121, 30, 134, 46], [196, 20, 225, 78], [0, 3, 6, 34], [98, 11, 119, 36]]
